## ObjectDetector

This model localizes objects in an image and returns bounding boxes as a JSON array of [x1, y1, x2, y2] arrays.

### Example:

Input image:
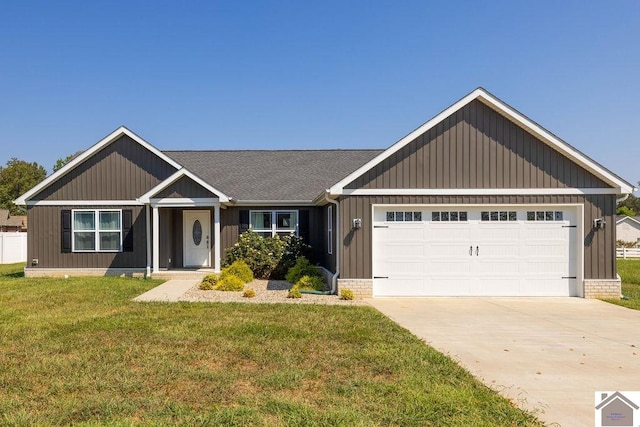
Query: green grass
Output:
[[607, 259, 640, 310], [0, 263, 540, 426]]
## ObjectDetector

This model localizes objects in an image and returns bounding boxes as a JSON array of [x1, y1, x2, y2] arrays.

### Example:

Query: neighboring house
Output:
[[0, 209, 27, 232], [14, 88, 635, 298], [616, 215, 640, 246]]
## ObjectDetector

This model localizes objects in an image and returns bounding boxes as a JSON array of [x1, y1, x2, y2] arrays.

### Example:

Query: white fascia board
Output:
[[329, 88, 635, 195], [341, 187, 621, 196], [14, 126, 183, 205], [616, 216, 640, 226], [150, 198, 220, 207], [138, 169, 230, 203], [25, 200, 144, 206]]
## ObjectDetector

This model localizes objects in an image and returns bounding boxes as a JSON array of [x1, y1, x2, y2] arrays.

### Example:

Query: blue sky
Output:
[[1, 1, 638, 187]]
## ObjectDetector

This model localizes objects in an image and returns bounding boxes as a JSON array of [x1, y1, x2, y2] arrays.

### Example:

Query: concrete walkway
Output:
[[367, 297, 640, 427], [133, 279, 198, 302]]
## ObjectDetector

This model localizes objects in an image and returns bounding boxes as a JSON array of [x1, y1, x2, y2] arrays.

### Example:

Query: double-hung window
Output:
[[250, 210, 298, 237], [73, 210, 122, 252]]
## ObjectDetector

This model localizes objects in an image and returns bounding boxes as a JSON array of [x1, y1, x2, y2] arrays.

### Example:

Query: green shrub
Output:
[[287, 285, 302, 299], [340, 288, 355, 300], [243, 289, 256, 298], [295, 275, 326, 292], [214, 274, 245, 292], [272, 234, 311, 279], [285, 257, 322, 284], [199, 274, 219, 290], [221, 260, 254, 283]]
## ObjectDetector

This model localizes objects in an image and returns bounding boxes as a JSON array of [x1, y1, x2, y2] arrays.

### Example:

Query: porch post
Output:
[[145, 204, 151, 277], [152, 205, 160, 273], [214, 203, 221, 272]]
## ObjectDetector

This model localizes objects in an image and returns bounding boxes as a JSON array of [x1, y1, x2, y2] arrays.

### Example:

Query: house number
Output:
[[192, 220, 202, 246]]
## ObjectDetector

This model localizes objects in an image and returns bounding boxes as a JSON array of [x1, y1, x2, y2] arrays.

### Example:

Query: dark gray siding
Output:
[[220, 206, 326, 267], [33, 135, 178, 201], [346, 100, 609, 190], [338, 195, 617, 281], [155, 176, 216, 199], [27, 205, 147, 269]]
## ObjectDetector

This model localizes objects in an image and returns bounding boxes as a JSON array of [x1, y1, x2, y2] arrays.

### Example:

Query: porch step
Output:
[[151, 270, 215, 281]]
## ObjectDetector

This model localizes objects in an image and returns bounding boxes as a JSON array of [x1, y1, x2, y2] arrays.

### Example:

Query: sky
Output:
[[1, 1, 639, 188]]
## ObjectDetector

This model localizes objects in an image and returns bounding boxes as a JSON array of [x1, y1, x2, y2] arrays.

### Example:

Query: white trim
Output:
[[214, 204, 221, 273], [14, 126, 183, 205], [71, 209, 123, 253], [152, 206, 159, 274], [249, 209, 299, 237], [616, 216, 640, 226], [25, 200, 144, 206], [329, 88, 635, 196], [232, 200, 315, 206], [138, 168, 229, 203], [149, 198, 219, 207], [145, 205, 151, 278], [341, 187, 621, 196]]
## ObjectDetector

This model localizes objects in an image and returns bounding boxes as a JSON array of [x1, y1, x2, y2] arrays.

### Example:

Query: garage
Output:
[[372, 206, 579, 297]]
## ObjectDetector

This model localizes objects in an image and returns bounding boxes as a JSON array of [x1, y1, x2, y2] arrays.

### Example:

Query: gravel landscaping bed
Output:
[[180, 279, 365, 305]]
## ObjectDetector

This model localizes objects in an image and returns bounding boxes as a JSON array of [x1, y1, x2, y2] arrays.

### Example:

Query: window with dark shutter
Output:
[[122, 209, 133, 252], [61, 210, 72, 253], [298, 210, 309, 242], [239, 210, 250, 233]]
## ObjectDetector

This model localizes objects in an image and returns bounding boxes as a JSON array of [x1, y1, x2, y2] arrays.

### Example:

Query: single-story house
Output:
[[616, 215, 640, 246], [15, 88, 635, 298], [0, 209, 27, 232]]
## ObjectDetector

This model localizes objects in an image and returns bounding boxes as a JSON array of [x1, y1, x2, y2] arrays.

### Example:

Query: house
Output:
[[0, 209, 27, 232], [14, 88, 635, 298], [595, 391, 638, 426], [616, 215, 640, 246]]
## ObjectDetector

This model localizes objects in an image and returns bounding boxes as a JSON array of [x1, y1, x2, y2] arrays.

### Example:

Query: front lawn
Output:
[[0, 264, 540, 426], [607, 259, 640, 310]]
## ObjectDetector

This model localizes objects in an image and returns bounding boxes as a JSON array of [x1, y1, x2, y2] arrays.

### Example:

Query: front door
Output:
[[183, 210, 211, 267]]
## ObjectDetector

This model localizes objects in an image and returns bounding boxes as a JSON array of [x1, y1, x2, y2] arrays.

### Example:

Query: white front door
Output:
[[183, 210, 211, 267]]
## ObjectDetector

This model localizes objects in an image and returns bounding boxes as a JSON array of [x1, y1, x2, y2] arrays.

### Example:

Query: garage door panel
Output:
[[372, 206, 578, 297]]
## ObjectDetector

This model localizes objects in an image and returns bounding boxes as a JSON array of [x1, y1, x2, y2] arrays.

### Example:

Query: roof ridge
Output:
[[162, 148, 385, 153]]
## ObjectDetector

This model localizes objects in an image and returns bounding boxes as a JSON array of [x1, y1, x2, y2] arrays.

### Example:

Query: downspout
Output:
[[324, 192, 339, 295]]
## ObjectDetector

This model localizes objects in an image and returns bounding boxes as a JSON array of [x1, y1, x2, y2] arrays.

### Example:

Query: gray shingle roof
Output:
[[163, 149, 383, 202]]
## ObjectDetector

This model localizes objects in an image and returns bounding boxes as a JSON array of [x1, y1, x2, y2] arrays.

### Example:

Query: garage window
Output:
[[386, 211, 422, 222], [432, 211, 468, 222], [481, 211, 517, 222], [527, 211, 563, 221]]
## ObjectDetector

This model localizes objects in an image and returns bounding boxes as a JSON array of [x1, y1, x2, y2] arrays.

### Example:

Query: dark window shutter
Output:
[[299, 210, 309, 242], [239, 210, 249, 233], [61, 210, 72, 253], [122, 210, 134, 252]]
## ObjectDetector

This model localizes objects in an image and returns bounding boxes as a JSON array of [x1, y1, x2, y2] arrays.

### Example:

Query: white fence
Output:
[[0, 232, 27, 264], [616, 247, 640, 259]]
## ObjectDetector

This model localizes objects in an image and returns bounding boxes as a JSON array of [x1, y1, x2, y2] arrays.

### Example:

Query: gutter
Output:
[[324, 192, 339, 295]]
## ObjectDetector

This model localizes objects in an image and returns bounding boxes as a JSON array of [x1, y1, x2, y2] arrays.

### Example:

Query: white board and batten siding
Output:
[[372, 205, 581, 297], [0, 232, 27, 264]]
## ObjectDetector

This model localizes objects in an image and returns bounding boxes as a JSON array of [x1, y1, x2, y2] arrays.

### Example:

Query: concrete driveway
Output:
[[367, 298, 640, 426]]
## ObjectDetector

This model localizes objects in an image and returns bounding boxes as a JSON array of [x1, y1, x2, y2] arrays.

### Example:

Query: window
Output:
[[386, 211, 422, 222], [327, 206, 333, 255], [527, 211, 564, 221], [250, 210, 298, 237], [72, 210, 122, 252], [481, 211, 517, 222], [432, 211, 468, 222]]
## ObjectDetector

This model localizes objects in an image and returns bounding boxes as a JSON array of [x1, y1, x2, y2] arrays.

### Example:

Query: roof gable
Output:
[[329, 88, 635, 195], [139, 169, 230, 203], [15, 127, 182, 205]]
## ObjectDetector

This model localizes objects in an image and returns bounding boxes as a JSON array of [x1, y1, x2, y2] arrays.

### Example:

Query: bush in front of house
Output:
[[287, 285, 302, 299], [225, 231, 311, 279], [220, 260, 254, 283], [340, 288, 355, 300], [214, 274, 245, 292], [199, 274, 219, 290], [242, 289, 256, 298], [295, 275, 326, 292], [285, 257, 322, 284]]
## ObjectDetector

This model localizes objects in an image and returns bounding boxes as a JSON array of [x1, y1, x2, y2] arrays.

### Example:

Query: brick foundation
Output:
[[583, 278, 622, 299], [337, 278, 373, 299]]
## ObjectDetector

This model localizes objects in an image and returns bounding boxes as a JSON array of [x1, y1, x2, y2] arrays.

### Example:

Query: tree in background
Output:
[[53, 151, 83, 173], [0, 158, 47, 215], [616, 184, 640, 216]]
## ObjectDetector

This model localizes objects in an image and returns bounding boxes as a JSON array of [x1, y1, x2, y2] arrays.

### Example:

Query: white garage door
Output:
[[372, 207, 578, 297]]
